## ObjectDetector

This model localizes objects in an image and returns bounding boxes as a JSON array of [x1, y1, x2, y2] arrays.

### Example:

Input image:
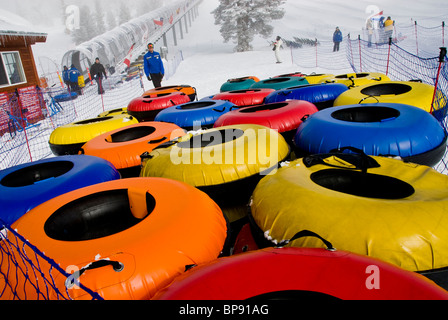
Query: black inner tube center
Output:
[[178, 101, 215, 110], [331, 106, 400, 122], [177, 128, 245, 148], [360, 83, 412, 96], [239, 102, 288, 113], [109, 126, 156, 142], [44, 189, 156, 241], [311, 169, 415, 199], [1, 161, 74, 187]]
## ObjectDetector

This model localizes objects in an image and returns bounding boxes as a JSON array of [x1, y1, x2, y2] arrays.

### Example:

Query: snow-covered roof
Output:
[[0, 9, 47, 39]]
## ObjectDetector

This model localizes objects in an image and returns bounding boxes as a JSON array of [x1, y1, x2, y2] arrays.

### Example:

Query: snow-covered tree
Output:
[[106, 10, 117, 31], [212, 0, 286, 52], [93, 1, 106, 37], [71, 6, 96, 45], [118, 3, 132, 25]]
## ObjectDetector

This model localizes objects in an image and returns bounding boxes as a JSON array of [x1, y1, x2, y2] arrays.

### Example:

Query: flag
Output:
[[154, 19, 163, 26], [123, 43, 135, 68]]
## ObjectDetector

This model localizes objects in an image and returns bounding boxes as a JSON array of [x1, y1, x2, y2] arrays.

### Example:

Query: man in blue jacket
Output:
[[144, 43, 165, 88], [333, 27, 343, 52], [68, 64, 82, 95]]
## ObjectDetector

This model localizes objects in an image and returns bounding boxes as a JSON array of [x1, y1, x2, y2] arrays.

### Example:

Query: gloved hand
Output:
[[147, 76, 151, 81]]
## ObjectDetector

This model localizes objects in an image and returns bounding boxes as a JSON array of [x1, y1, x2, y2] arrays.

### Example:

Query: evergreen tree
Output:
[[94, 1, 106, 36], [212, 0, 286, 52], [118, 3, 132, 25], [71, 5, 96, 45], [106, 9, 117, 31]]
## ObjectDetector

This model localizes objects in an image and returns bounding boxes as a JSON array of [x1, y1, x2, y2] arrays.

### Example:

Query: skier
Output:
[[143, 43, 165, 88], [62, 66, 70, 89], [333, 27, 343, 52], [90, 58, 107, 95], [384, 16, 394, 42], [68, 64, 81, 95], [366, 19, 374, 47], [273, 36, 283, 63]]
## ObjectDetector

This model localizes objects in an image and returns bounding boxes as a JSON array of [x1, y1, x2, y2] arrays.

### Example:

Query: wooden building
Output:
[[0, 28, 47, 136], [0, 29, 47, 94]]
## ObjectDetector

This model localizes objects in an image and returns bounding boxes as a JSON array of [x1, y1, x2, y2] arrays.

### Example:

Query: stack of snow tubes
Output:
[[3, 72, 448, 302]]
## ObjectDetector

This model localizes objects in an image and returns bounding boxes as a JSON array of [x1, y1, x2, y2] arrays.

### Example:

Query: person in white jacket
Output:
[[273, 36, 283, 63]]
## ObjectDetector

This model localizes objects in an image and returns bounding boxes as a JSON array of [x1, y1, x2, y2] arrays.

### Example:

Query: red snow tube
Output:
[[214, 100, 318, 143], [212, 88, 275, 107], [127, 92, 191, 121], [154, 244, 448, 300]]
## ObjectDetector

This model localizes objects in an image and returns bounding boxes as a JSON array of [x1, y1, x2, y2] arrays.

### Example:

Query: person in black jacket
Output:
[[90, 57, 107, 94]]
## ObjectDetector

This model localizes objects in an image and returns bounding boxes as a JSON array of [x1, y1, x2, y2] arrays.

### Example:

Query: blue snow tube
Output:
[[0, 155, 120, 226], [154, 100, 238, 130], [250, 76, 309, 90], [53, 91, 78, 102], [264, 83, 348, 110], [294, 103, 447, 167]]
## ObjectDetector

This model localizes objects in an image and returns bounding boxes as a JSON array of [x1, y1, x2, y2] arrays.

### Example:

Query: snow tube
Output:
[[333, 81, 448, 120], [264, 83, 348, 110], [53, 91, 78, 102], [49, 114, 139, 156], [143, 85, 197, 102], [250, 152, 448, 277], [154, 100, 238, 130], [211, 88, 274, 107], [304, 73, 334, 84], [140, 124, 290, 207], [321, 72, 390, 88], [273, 72, 305, 78], [153, 246, 448, 300], [214, 100, 318, 144], [0, 155, 120, 226], [5, 178, 227, 300], [80, 122, 186, 177], [97, 107, 128, 117], [250, 76, 309, 90], [294, 103, 447, 167], [127, 92, 191, 122], [220, 76, 260, 92]]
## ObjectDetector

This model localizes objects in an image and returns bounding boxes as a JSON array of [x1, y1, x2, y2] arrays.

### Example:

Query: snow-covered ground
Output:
[[20, 0, 448, 98]]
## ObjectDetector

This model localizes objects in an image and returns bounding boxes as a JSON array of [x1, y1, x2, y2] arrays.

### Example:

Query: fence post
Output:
[[414, 20, 419, 56], [443, 21, 445, 47], [385, 37, 392, 76], [430, 47, 447, 114], [358, 35, 362, 72], [16, 91, 33, 163]]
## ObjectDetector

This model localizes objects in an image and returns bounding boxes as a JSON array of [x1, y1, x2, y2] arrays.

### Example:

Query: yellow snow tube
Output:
[[304, 73, 334, 84], [333, 80, 447, 116], [49, 114, 138, 156], [320, 72, 390, 88], [97, 107, 128, 117], [141, 124, 290, 206], [250, 151, 448, 272]]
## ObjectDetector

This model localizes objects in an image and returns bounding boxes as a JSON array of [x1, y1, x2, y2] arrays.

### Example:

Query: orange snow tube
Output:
[[80, 122, 186, 177], [5, 178, 227, 300], [143, 85, 197, 101]]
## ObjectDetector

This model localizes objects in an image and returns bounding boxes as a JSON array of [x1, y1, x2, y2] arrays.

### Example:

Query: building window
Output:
[[0, 51, 26, 87]]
